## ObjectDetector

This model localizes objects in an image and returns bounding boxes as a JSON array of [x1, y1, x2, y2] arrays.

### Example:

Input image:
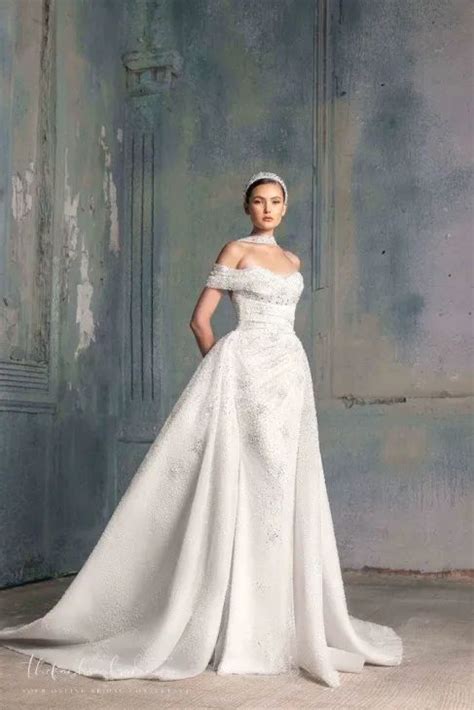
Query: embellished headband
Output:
[[243, 171, 288, 204]]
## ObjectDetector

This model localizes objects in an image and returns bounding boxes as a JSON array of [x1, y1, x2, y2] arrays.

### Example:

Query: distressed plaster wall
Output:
[[324, 0, 473, 571], [0, 0, 127, 586], [0, 0, 59, 586], [332, 0, 473, 398], [50, 0, 127, 573]]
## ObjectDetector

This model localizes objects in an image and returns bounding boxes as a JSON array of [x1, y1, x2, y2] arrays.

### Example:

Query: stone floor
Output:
[[0, 572, 472, 709]]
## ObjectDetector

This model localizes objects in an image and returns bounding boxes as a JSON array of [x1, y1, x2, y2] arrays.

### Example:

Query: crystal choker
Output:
[[237, 234, 278, 246]]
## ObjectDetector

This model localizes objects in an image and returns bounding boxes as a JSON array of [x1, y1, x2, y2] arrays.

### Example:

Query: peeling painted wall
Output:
[[0, 0, 127, 586], [328, 0, 473, 571], [332, 0, 473, 399], [0, 0, 44, 361], [47, 0, 127, 573]]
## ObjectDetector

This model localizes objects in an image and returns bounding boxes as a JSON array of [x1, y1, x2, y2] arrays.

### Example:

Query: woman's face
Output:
[[244, 182, 287, 230]]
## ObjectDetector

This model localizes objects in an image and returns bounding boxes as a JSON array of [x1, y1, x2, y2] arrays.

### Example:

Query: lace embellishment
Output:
[[205, 263, 304, 307]]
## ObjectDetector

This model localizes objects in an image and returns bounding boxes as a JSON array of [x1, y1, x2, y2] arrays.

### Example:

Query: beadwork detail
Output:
[[236, 234, 278, 246], [243, 171, 288, 204], [205, 262, 303, 312]]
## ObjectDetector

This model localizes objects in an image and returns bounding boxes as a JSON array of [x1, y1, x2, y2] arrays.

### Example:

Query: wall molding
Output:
[[0, 359, 49, 390], [0, 396, 56, 413], [123, 130, 159, 405], [122, 49, 183, 97], [311, 0, 334, 293], [120, 45, 182, 426], [310, 0, 336, 400]]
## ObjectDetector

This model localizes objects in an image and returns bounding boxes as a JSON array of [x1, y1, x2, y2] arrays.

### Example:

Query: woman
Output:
[[0, 172, 402, 688]]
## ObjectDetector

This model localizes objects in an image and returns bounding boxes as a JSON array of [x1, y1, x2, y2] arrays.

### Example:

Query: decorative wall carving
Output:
[[120, 46, 183, 429], [122, 49, 183, 97], [312, 0, 334, 293]]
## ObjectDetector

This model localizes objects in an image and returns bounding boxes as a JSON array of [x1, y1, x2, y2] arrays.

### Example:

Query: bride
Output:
[[0, 171, 402, 688]]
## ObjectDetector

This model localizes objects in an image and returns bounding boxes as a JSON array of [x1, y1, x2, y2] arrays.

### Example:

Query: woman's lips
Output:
[[263, 217, 273, 221]]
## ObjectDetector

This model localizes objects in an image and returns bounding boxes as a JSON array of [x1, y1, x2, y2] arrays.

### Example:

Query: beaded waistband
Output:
[[236, 314, 295, 332], [233, 296, 296, 329]]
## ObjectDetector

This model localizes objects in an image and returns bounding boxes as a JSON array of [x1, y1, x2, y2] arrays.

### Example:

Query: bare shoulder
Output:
[[214, 239, 245, 268], [283, 249, 302, 270]]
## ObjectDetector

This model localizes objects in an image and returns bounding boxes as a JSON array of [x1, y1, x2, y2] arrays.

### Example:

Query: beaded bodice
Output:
[[205, 261, 304, 330]]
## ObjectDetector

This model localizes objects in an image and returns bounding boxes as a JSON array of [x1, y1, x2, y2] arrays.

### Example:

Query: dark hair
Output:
[[244, 178, 286, 205]]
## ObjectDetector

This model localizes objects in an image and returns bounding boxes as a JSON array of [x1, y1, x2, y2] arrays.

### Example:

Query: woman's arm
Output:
[[189, 287, 223, 357], [189, 241, 243, 357]]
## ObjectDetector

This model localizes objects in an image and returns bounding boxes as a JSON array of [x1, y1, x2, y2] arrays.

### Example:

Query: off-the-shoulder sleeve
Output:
[[205, 263, 243, 291]]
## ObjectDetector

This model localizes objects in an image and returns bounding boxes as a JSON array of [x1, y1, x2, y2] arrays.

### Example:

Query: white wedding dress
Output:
[[0, 235, 402, 688]]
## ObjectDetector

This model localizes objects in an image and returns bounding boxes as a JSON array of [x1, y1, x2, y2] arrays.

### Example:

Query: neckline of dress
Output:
[[234, 234, 301, 278], [237, 234, 278, 246], [213, 262, 302, 280]]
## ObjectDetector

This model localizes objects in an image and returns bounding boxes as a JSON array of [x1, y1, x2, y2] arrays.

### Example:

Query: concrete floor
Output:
[[0, 572, 472, 709]]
